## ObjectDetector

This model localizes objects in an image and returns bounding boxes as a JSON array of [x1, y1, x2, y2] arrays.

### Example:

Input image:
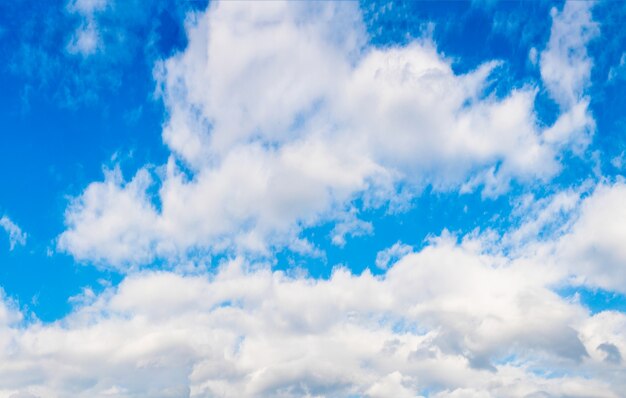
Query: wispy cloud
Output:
[[0, 215, 27, 250]]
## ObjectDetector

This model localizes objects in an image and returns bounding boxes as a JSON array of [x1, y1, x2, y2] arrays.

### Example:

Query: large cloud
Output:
[[3, 234, 625, 397], [59, 1, 593, 268], [554, 180, 626, 293]]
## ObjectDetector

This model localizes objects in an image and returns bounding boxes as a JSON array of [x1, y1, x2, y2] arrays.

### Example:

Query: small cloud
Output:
[[68, 286, 97, 306], [66, 21, 101, 56], [65, 0, 110, 57], [330, 210, 373, 247], [529, 47, 538, 65], [0, 215, 27, 250], [608, 53, 626, 82], [611, 151, 625, 169], [375, 241, 412, 270]]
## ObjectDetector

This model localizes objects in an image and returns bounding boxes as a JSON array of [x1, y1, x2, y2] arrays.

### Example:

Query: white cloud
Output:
[[375, 241, 413, 269], [58, 167, 158, 268], [2, 237, 626, 397], [65, 0, 109, 56], [66, 21, 101, 56], [540, 1, 598, 109], [19, 181, 626, 398], [59, 1, 594, 268], [539, 1, 597, 154], [330, 209, 373, 247], [553, 181, 626, 293], [0, 216, 27, 250], [465, 179, 626, 297]]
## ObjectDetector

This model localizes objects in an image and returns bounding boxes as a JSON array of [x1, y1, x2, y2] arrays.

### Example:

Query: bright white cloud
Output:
[[59, 0, 594, 268], [0, 216, 27, 250], [58, 167, 159, 267], [3, 235, 626, 397], [554, 181, 626, 293]]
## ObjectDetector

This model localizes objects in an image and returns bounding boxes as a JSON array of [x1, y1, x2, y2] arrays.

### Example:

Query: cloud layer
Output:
[[7, 188, 626, 396]]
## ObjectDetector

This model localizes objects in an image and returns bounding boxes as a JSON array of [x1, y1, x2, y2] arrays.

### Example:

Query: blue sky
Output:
[[1, 0, 626, 396]]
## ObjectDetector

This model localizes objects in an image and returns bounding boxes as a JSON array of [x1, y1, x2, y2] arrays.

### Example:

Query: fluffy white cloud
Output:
[[473, 179, 626, 297], [58, 167, 159, 267], [19, 181, 626, 397], [554, 181, 626, 293], [59, 0, 595, 267], [540, 1, 597, 153], [0, 215, 27, 250], [3, 236, 625, 397]]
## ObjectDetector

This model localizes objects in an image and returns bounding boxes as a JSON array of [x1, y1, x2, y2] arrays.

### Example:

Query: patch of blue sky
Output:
[[0, 0, 197, 321], [276, 187, 511, 279], [558, 286, 626, 315], [588, 2, 626, 176]]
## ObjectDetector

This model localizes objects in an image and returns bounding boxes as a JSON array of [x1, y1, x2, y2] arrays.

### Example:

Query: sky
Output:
[[1, 0, 626, 396]]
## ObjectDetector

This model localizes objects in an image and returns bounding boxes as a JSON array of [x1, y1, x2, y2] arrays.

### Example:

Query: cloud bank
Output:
[[7, 186, 626, 396]]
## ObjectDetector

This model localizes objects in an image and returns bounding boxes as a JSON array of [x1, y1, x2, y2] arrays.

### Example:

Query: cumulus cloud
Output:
[[15, 179, 626, 398], [59, 1, 595, 268], [0, 216, 27, 250], [58, 167, 159, 267], [472, 179, 626, 298], [2, 236, 626, 397], [553, 181, 626, 293]]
